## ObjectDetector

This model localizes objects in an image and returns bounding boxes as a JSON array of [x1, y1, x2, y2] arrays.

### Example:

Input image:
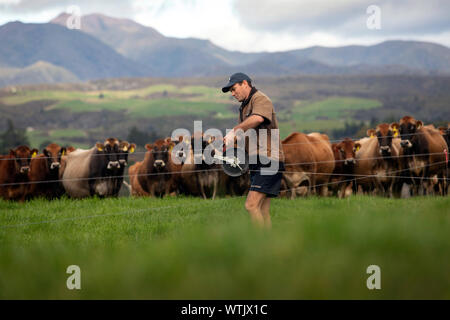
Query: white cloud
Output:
[[132, 0, 234, 39], [0, 0, 449, 51]]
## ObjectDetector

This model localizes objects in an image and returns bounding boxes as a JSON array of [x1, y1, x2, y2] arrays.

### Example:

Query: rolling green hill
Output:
[[0, 75, 449, 150]]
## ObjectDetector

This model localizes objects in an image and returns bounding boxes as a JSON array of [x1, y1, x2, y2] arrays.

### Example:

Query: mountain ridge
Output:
[[0, 12, 449, 87]]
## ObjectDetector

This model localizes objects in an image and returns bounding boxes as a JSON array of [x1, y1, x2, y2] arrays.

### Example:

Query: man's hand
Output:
[[223, 115, 264, 149], [224, 129, 236, 148]]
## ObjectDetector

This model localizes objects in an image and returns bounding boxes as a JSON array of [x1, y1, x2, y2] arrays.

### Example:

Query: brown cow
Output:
[[330, 138, 360, 198], [179, 133, 220, 199], [398, 116, 447, 196], [28, 143, 67, 199], [438, 125, 449, 194], [281, 132, 335, 198], [129, 160, 149, 196], [354, 123, 401, 197], [438, 124, 450, 149], [0, 145, 38, 201], [130, 138, 177, 197]]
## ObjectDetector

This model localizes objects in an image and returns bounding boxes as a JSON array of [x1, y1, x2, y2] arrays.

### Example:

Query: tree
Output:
[[126, 126, 158, 147], [0, 119, 30, 154], [39, 140, 53, 150]]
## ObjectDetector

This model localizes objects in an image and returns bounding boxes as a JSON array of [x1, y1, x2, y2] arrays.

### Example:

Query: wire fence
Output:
[[0, 159, 446, 229], [0, 150, 448, 188], [1, 128, 447, 160]]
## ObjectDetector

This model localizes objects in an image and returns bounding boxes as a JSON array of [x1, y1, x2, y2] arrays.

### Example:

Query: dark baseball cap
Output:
[[221, 72, 252, 93]]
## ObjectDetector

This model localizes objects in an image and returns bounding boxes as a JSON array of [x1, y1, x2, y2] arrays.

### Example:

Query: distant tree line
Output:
[[330, 116, 406, 140], [0, 119, 30, 154], [126, 126, 159, 148], [330, 121, 367, 140]]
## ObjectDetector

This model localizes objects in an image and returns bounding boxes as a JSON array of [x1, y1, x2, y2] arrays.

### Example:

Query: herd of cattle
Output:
[[0, 116, 449, 202]]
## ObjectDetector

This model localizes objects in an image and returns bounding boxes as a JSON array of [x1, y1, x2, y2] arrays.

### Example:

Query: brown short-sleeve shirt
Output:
[[239, 90, 285, 162]]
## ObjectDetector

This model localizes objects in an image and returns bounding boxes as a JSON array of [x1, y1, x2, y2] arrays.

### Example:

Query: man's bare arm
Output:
[[234, 114, 265, 132], [224, 114, 265, 146]]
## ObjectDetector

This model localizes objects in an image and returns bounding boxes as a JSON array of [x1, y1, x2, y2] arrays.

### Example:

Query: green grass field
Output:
[[278, 96, 381, 137], [1, 196, 449, 299], [27, 128, 91, 150]]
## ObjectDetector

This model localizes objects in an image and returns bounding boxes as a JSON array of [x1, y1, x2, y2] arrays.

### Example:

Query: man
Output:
[[222, 73, 285, 229]]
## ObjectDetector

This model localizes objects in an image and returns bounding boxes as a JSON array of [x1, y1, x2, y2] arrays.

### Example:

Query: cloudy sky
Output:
[[1, 0, 449, 52]]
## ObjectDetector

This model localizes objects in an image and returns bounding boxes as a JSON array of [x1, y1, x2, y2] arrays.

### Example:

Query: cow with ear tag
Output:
[[130, 138, 176, 197], [166, 136, 189, 195], [28, 143, 67, 199], [109, 140, 136, 196], [397, 116, 447, 196], [353, 124, 401, 197], [118, 141, 136, 168], [62, 138, 124, 198], [0, 145, 38, 201], [180, 133, 220, 199]]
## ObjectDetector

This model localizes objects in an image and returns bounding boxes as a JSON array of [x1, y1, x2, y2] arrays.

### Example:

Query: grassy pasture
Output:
[[0, 82, 386, 149], [1, 84, 230, 106], [277, 96, 381, 136], [0, 196, 449, 299], [27, 128, 91, 150]]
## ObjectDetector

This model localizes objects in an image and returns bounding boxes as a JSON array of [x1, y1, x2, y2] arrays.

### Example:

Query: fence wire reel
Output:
[[214, 146, 249, 177]]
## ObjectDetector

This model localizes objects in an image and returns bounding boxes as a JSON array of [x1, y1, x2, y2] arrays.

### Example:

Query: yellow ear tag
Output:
[[370, 134, 375, 139], [97, 147, 103, 151], [61, 150, 65, 156], [169, 145, 174, 152], [123, 146, 128, 152], [356, 146, 360, 152], [32, 152, 37, 158], [129, 147, 135, 153], [393, 129, 399, 137]]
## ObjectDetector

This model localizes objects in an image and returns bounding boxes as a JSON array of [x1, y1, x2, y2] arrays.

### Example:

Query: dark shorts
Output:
[[249, 160, 285, 198]]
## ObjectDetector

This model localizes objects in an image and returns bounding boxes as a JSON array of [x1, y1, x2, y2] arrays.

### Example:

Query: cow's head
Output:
[[95, 138, 121, 170], [145, 138, 173, 171], [9, 145, 38, 175], [398, 116, 422, 149], [167, 136, 189, 165], [190, 133, 216, 166], [334, 138, 359, 166], [117, 141, 136, 167], [42, 143, 65, 172], [368, 123, 398, 157]]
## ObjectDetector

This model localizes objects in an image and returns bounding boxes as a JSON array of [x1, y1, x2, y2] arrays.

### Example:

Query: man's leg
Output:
[[245, 190, 267, 227], [261, 197, 272, 229]]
